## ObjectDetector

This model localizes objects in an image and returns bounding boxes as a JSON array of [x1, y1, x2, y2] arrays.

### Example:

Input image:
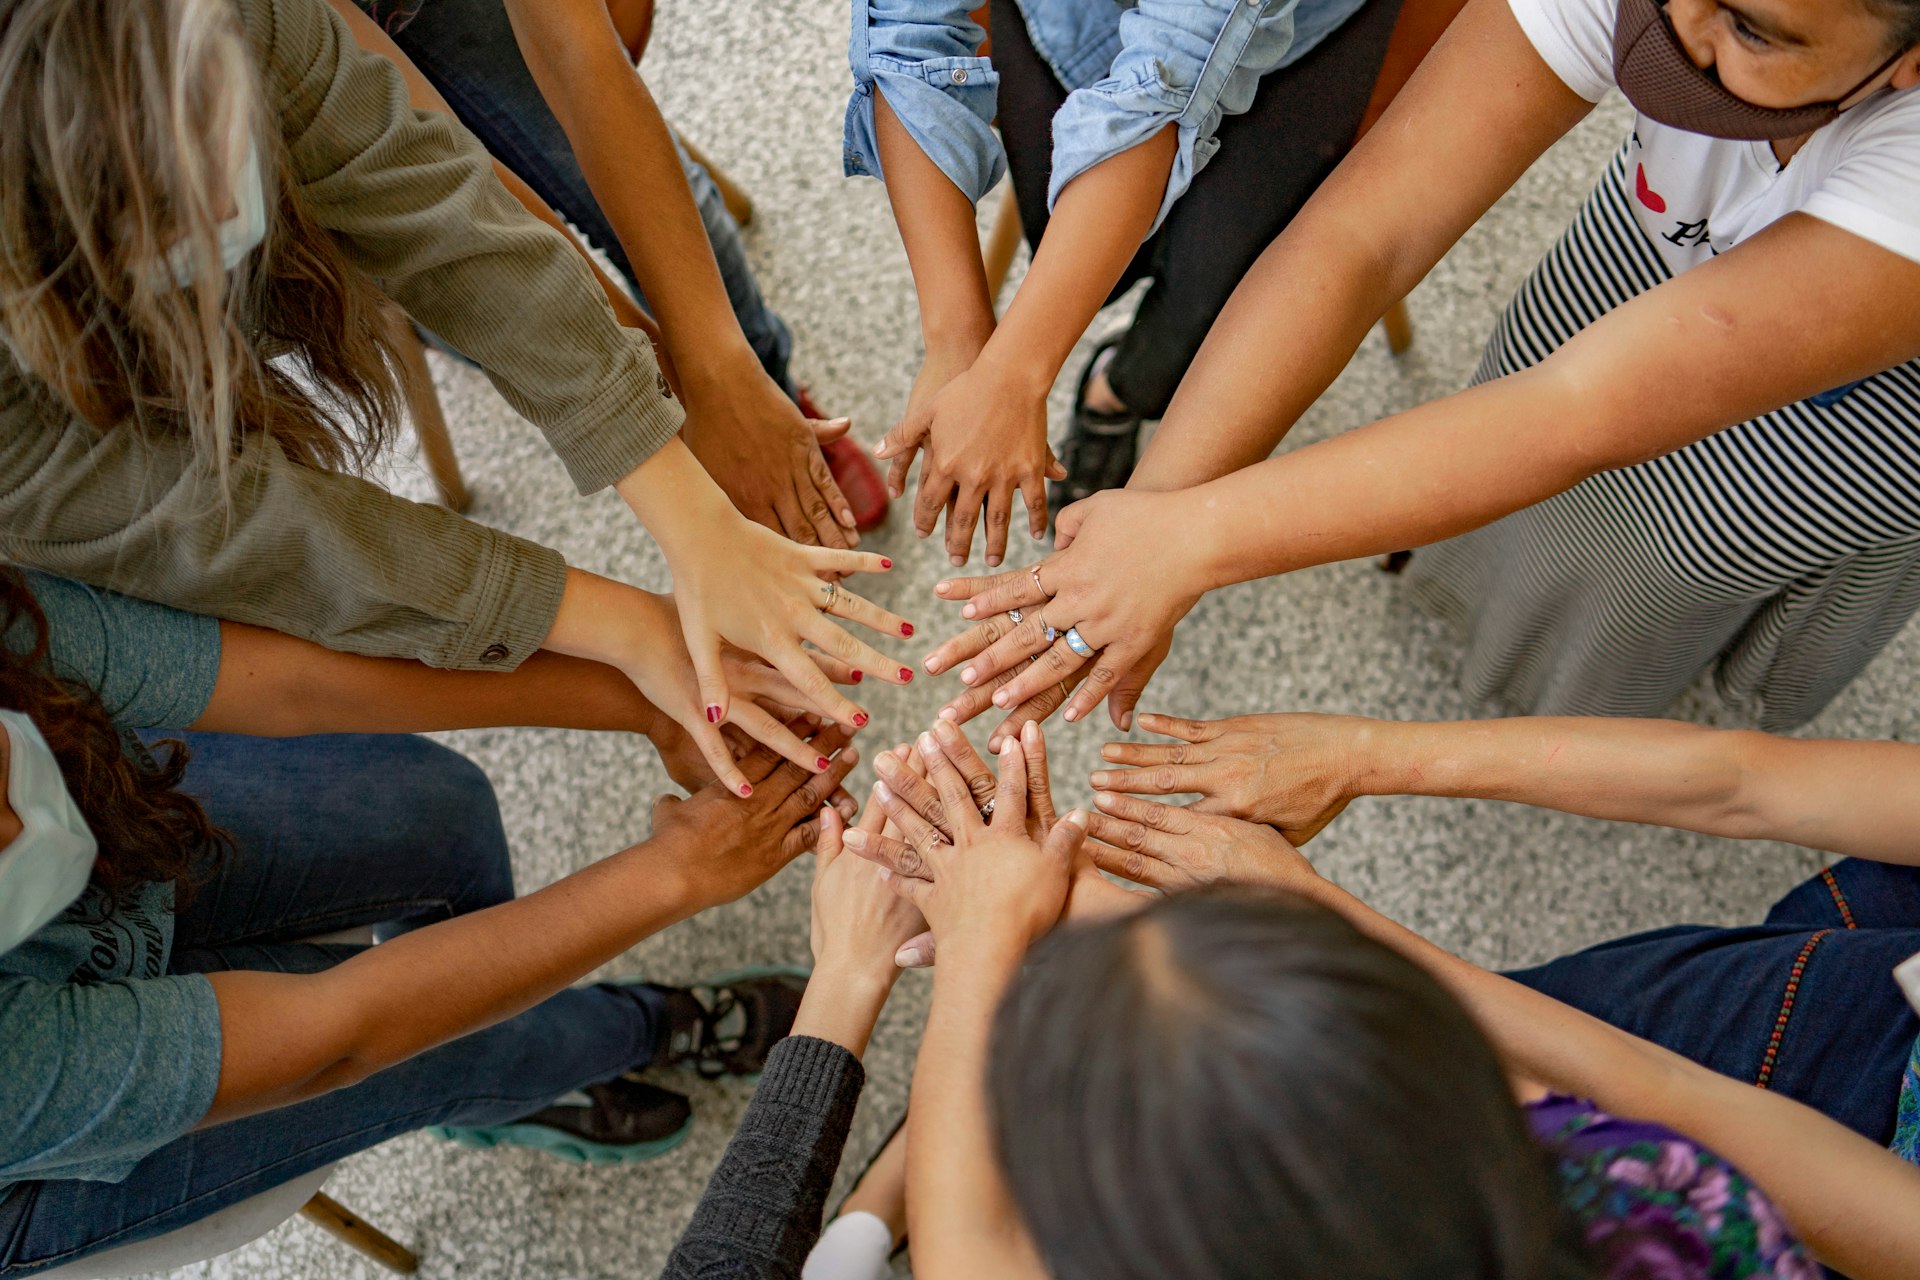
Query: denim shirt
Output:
[[846, 0, 1372, 236]]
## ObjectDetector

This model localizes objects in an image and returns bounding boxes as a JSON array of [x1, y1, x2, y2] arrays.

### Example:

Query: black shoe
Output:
[[649, 967, 811, 1079], [427, 1077, 693, 1166], [1049, 334, 1143, 522]]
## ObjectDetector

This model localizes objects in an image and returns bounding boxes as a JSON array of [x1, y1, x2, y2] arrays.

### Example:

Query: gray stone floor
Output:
[[159, 3, 1917, 1277]]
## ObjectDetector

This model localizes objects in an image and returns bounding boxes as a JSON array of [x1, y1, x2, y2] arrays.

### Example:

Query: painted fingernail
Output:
[[899, 668, 914, 683], [843, 828, 868, 848], [901, 622, 915, 637], [896, 947, 925, 967], [816, 756, 831, 771], [852, 713, 870, 728], [875, 781, 894, 803], [851, 670, 865, 683], [962, 604, 977, 619], [880, 558, 893, 569], [961, 666, 977, 684], [738, 783, 753, 797], [706, 704, 723, 724]]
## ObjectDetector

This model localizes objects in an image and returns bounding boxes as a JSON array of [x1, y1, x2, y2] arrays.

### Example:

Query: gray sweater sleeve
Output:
[[660, 1036, 868, 1280]]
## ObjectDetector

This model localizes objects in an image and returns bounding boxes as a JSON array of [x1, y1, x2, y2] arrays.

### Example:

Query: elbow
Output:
[[1693, 730, 1780, 841]]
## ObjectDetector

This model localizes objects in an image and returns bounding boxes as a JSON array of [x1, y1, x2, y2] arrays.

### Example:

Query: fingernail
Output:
[[816, 756, 831, 771], [843, 828, 868, 848], [852, 670, 865, 683], [706, 704, 722, 724], [961, 666, 976, 684], [1094, 792, 1115, 809], [880, 558, 893, 569], [1000, 737, 1017, 757], [853, 712, 870, 727], [987, 556, 1001, 568], [875, 781, 894, 803], [901, 622, 915, 637], [1023, 722, 1040, 746], [872, 443, 887, 458], [893, 743, 912, 758], [738, 783, 753, 797], [950, 555, 964, 567], [1091, 771, 1111, 787], [1064, 707, 1080, 723], [924, 657, 943, 675], [899, 668, 914, 684], [935, 580, 952, 594], [1101, 745, 1121, 760], [938, 706, 959, 720], [878, 866, 893, 882], [933, 718, 958, 740], [1119, 711, 1133, 731], [917, 733, 938, 756], [1067, 809, 1090, 830], [874, 753, 897, 775], [993, 691, 1011, 708], [962, 604, 977, 619], [840, 510, 857, 528], [896, 947, 924, 968]]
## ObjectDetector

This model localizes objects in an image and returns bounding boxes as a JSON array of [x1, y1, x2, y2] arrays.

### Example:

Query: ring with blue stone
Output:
[[1064, 626, 1093, 658]]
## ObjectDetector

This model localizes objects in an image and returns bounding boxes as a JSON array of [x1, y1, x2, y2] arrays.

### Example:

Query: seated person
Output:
[[0, 568, 857, 1276]]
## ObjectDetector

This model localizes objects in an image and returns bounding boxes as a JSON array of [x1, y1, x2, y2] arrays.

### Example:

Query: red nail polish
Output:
[[706, 705, 722, 724], [901, 623, 915, 637], [899, 668, 914, 684], [738, 783, 753, 797], [853, 712, 870, 727], [880, 558, 893, 569], [851, 670, 865, 683], [816, 756, 830, 771]]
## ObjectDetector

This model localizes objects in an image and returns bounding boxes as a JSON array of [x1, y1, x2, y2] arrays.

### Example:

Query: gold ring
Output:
[[1030, 565, 1046, 598], [820, 580, 839, 611]]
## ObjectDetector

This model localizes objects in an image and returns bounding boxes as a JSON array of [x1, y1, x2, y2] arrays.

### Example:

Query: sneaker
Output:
[[650, 966, 811, 1079], [798, 387, 890, 533], [428, 1077, 692, 1166], [1048, 335, 1142, 522]]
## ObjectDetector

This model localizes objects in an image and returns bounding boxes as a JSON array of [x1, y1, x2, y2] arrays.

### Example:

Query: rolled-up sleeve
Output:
[[845, 0, 1005, 203], [1049, 0, 1300, 235]]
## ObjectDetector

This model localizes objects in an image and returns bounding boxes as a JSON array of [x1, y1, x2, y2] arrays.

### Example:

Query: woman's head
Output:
[[0, 0, 401, 476], [1653, 0, 1919, 113], [988, 889, 1581, 1280]]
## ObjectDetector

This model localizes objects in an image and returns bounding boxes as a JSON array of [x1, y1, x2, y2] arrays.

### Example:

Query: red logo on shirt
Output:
[[1634, 163, 1667, 214]]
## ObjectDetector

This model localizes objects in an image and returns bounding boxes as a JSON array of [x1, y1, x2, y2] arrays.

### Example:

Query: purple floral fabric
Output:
[[1525, 1096, 1819, 1280]]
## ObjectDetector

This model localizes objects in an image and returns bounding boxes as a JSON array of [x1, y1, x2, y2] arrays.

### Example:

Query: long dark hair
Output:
[[0, 568, 226, 900], [987, 888, 1591, 1280]]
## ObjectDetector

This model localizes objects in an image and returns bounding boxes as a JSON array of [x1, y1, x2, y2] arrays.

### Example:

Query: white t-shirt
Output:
[[1508, 0, 1920, 271]]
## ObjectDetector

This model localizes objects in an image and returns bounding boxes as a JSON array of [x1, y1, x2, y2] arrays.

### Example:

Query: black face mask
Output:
[[1612, 0, 1909, 140]]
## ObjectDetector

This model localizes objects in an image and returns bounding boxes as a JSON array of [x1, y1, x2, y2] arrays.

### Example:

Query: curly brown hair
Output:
[[0, 569, 227, 900]]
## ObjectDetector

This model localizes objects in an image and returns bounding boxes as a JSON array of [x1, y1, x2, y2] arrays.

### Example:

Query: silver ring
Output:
[[1037, 613, 1058, 644], [978, 797, 996, 821], [1064, 626, 1093, 658], [1007, 608, 1023, 624], [820, 580, 839, 611]]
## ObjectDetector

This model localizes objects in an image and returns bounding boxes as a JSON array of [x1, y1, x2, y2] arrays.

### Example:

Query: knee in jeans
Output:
[[395, 738, 514, 907]]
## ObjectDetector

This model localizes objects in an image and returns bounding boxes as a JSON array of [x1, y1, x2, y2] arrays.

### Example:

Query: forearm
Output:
[[1304, 878, 1920, 1280], [197, 620, 665, 739], [907, 947, 1048, 1280], [790, 959, 897, 1059], [874, 90, 996, 357], [201, 832, 703, 1126]]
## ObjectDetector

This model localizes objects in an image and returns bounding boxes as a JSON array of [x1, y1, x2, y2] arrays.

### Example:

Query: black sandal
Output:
[[1049, 334, 1142, 523]]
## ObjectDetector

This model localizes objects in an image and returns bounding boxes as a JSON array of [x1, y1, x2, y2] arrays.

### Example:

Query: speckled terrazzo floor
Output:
[[145, 3, 1918, 1278]]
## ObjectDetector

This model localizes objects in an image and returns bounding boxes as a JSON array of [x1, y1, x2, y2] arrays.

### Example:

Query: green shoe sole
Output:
[[426, 1115, 692, 1166]]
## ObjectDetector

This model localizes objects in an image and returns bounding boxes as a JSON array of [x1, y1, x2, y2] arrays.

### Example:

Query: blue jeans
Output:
[[1509, 858, 1920, 1146], [356, 0, 796, 392], [0, 733, 667, 1277]]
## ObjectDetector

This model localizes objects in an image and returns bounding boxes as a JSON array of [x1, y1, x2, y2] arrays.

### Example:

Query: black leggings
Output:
[[990, 0, 1404, 417]]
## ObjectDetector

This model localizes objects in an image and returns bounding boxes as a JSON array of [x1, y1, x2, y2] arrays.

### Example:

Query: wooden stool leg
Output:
[[1380, 297, 1414, 355], [679, 135, 755, 229], [982, 186, 1024, 316], [300, 1192, 419, 1275], [394, 324, 471, 513]]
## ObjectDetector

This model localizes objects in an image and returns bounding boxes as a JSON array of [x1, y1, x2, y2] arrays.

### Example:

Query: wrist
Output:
[[971, 337, 1060, 400], [616, 437, 738, 547], [921, 311, 995, 364], [1357, 721, 1437, 798], [791, 962, 895, 1055], [674, 338, 773, 407]]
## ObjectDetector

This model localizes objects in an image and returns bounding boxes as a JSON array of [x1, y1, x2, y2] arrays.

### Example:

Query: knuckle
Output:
[[1085, 664, 1117, 690], [1125, 851, 1147, 881], [898, 847, 924, 877], [924, 800, 948, 830], [968, 775, 995, 800], [1151, 767, 1179, 791], [1169, 744, 1194, 765], [1122, 824, 1147, 853]]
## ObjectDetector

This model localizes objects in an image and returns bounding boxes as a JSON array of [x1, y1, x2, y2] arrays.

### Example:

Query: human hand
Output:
[[1082, 792, 1319, 895], [680, 359, 860, 551], [613, 442, 915, 730], [1089, 712, 1361, 843], [643, 723, 863, 911], [925, 487, 1202, 734], [810, 802, 926, 982], [844, 732, 1086, 960], [874, 356, 1066, 569]]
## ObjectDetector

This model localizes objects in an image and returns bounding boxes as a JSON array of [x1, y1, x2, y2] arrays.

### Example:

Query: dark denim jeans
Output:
[[355, 0, 796, 392], [1509, 858, 1920, 1146], [0, 733, 666, 1277]]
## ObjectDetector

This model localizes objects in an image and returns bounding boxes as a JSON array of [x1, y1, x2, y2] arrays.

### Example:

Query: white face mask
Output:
[[161, 136, 269, 288], [0, 710, 99, 957]]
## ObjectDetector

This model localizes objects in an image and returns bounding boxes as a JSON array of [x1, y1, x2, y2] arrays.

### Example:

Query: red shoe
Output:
[[797, 387, 890, 533]]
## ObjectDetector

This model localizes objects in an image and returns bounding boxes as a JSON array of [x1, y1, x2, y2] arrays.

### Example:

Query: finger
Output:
[[989, 736, 1029, 832], [767, 641, 869, 729], [781, 813, 825, 862], [1040, 809, 1091, 874], [815, 804, 845, 871], [1088, 760, 1205, 797], [984, 666, 1085, 752], [806, 548, 896, 580], [843, 811, 936, 880], [912, 457, 950, 539], [886, 442, 917, 502], [1019, 473, 1048, 541], [1092, 790, 1195, 836], [923, 611, 1018, 678], [895, 929, 936, 969], [797, 470, 852, 552], [982, 485, 1014, 568], [805, 440, 860, 535], [798, 613, 914, 691], [1106, 658, 1160, 733], [874, 410, 927, 461], [929, 717, 996, 812], [1061, 646, 1131, 726], [731, 717, 835, 791], [821, 582, 917, 644], [872, 778, 947, 864], [775, 743, 861, 825], [1084, 824, 1181, 891], [1135, 712, 1220, 744], [944, 482, 985, 567], [856, 782, 890, 834], [1045, 450, 1067, 482], [681, 614, 732, 738], [1053, 498, 1087, 550], [772, 489, 819, 550], [932, 566, 1044, 615], [873, 751, 956, 839], [915, 731, 981, 834], [1096, 739, 1204, 767], [960, 609, 1056, 688], [937, 662, 1023, 730], [992, 637, 1089, 712], [729, 700, 835, 774], [685, 711, 754, 799], [1021, 720, 1057, 831], [882, 866, 931, 911]]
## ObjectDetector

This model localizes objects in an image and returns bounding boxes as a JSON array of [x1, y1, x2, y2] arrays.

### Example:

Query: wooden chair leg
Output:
[[394, 323, 471, 513], [1380, 297, 1414, 355], [300, 1192, 419, 1275], [983, 185, 1024, 315], [679, 135, 755, 229]]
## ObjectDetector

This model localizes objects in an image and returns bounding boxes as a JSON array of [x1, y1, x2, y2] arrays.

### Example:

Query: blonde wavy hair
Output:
[[0, 0, 403, 477]]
